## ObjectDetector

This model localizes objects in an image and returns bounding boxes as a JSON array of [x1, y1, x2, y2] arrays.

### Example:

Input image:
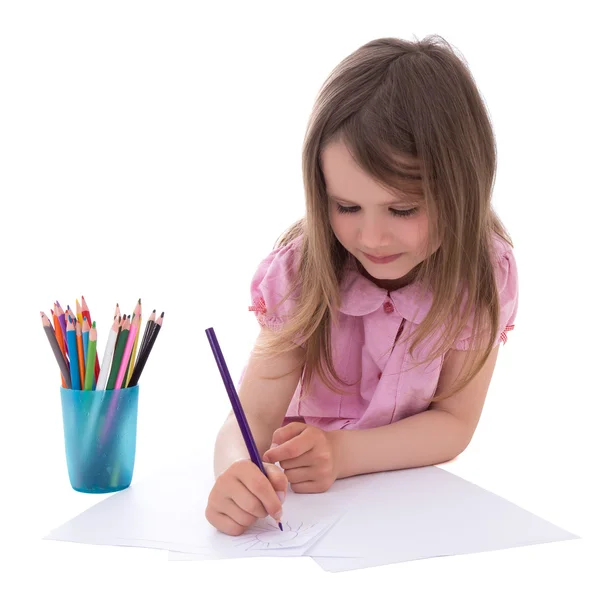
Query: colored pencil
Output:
[[51, 309, 67, 388], [125, 299, 141, 387], [41, 312, 71, 388], [96, 316, 120, 391], [205, 326, 283, 531], [128, 312, 163, 387], [83, 322, 97, 391], [138, 309, 156, 363], [55, 302, 68, 358], [115, 312, 140, 390], [106, 317, 130, 390], [52, 305, 67, 356], [82, 315, 90, 365], [76, 298, 83, 324], [66, 316, 81, 390], [81, 295, 100, 380], [75, 320, 85, 386]]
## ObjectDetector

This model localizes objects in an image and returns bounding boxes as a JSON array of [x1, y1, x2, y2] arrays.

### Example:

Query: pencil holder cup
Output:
[[59, 385, 139, 493]]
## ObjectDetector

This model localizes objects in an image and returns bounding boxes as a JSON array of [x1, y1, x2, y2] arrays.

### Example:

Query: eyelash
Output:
[[335, 204, 418, 218]]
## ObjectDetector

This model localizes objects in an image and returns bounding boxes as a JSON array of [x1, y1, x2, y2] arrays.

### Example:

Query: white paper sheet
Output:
[[44, 455, 348, 558], [167, 464, 579, 570]]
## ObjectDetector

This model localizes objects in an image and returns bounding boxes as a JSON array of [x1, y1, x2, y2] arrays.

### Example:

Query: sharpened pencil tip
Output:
[[278, 522, 283, 531]]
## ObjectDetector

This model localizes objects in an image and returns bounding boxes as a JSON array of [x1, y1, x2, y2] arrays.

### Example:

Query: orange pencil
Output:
[[75, 320, 85, 385], [51, 308, 67, 388]]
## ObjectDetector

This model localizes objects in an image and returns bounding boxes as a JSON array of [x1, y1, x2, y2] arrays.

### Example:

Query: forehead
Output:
[[320, 141, 422, 201]]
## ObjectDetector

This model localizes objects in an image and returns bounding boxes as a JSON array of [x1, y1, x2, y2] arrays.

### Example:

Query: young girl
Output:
[[205, 35, 518, 536]]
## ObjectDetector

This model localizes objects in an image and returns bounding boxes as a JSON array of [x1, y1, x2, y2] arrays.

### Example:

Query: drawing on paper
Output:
[[235, 521, 318, 550]]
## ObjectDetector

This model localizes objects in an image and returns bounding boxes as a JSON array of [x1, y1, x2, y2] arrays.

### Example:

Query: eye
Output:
[[335, 204, 360, 214], [335, 204, 418, 218], [389, 207, 418, 218]]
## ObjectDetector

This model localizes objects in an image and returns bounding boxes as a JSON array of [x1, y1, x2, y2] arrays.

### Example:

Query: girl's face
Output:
[[322, 140, 438, 290]]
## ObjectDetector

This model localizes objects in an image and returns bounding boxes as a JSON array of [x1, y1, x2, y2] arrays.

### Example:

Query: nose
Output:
[[358, 213, 389, 249]]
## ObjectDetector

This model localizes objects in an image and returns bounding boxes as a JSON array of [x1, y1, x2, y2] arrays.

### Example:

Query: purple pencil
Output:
[[205, 327, 283, 531]]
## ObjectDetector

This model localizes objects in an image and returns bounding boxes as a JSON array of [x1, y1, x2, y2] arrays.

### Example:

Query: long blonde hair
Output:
[[254, 35, 512, 403]]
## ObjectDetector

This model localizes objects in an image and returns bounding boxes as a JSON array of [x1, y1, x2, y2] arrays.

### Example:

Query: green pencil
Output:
[[106, 317, 131, 390], [83, 321, 97, 391]]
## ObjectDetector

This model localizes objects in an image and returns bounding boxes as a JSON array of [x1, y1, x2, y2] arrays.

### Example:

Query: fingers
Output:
[[271, 421, 308, 445], [289, 480, 332, 494], [205, 459, 287, 536], [227, 477, 269, 519], [263, 427, 315, 464], [243, 465, 284, 521], [264, 462, 289, 495], [205, 509, 247, 537], [284, 465, 335, 493]]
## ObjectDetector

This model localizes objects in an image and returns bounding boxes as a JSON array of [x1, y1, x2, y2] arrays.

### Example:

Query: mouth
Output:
[[363, 252, 403, 264]]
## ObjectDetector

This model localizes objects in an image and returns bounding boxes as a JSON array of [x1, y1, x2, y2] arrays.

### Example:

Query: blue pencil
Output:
[[205, 326, 283, 531], [66, 316, 81, 390], [82, 316, 89, 365]]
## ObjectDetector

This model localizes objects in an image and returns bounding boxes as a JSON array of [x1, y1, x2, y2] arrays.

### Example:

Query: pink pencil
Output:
[[113, 312, 140, 390]]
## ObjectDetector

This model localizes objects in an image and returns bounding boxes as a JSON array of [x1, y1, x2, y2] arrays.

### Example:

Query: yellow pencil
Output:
[[76, 298, 83, 324]]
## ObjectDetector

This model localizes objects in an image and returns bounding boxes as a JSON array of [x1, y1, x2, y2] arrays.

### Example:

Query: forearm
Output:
[[213, 412, 277, 477], [331, 408, 470, 479]]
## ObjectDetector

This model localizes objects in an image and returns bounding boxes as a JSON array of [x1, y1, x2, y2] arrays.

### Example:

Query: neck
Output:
[[356, 261, 420, 291]]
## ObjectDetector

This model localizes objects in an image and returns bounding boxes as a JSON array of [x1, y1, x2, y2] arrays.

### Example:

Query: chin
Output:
[[360, 262, 407, 279]]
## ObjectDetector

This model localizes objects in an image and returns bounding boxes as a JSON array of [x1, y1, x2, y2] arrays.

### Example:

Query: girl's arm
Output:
[[330, 344, 500, 479], [213, 328, 306, 477]]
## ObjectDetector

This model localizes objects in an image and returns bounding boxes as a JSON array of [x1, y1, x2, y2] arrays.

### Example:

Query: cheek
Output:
[[329, 211, 349, 240], [399, 214, 430, 252]]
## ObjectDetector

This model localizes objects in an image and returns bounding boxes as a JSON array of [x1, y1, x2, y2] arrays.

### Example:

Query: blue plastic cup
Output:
[[59, 385, 139, 493]]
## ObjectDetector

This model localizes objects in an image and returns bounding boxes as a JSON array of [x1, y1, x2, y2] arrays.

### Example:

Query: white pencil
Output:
[[96, 317, 120, 391]]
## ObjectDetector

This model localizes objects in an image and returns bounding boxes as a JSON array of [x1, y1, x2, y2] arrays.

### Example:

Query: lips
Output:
[[363, 252, 403, 264]]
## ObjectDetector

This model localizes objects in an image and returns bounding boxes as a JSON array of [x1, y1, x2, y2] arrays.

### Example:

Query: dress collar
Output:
[[338, 255, 433, 323]]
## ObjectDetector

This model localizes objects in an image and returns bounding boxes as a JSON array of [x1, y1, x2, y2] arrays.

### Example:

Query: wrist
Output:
[[326, 428, 348, 480]]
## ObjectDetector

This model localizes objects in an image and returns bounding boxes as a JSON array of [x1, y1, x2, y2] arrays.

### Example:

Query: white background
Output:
[[1, 1, 598, 597]]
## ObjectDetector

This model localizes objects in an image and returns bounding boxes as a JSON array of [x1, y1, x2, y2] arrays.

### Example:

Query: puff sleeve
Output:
[[248, 235, 303, 331], [452, 239, 519, 350]]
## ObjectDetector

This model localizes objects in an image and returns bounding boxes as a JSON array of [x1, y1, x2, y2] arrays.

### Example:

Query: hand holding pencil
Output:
[[205, 459, 288, 537], [204, 327, 287, 536]]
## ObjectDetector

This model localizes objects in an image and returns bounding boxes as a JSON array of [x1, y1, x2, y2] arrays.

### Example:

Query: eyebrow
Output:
[[328, 194, 418, 206]]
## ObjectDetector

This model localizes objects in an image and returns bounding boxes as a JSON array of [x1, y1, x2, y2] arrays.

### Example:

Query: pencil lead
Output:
[[160, 311, 164, 317], [92, 321, 96, 328], [278, 522, 283, 531]]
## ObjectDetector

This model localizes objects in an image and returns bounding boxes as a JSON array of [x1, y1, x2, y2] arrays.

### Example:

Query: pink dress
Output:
[[246, 233, 518, 431]]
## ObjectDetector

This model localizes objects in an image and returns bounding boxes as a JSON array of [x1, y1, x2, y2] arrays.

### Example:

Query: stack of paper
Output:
[[45, 455, 579, 572]]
